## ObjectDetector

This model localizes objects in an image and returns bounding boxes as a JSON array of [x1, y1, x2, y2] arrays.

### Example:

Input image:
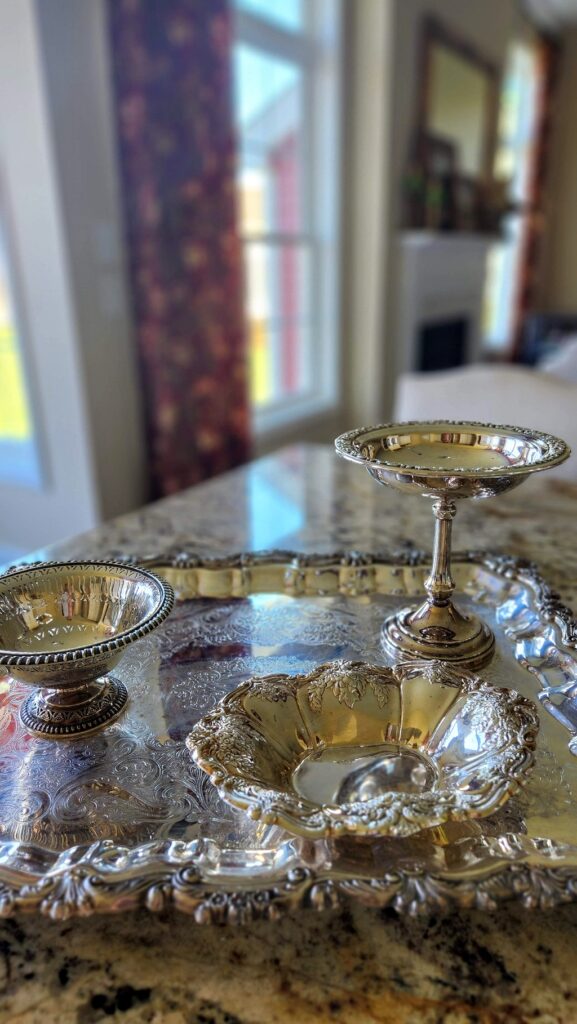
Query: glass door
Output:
[[0, 0, 99, 562], [0, 185, 43, 492]]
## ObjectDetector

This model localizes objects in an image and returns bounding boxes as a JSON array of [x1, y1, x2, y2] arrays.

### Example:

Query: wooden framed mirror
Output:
[[416, 16, 499, 181]]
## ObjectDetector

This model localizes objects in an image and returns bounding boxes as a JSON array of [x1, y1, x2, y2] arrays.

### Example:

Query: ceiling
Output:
[[524, 0, 577, 28]]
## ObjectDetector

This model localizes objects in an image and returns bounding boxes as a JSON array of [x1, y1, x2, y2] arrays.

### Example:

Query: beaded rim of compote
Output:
[[335, 420, 570, 477]]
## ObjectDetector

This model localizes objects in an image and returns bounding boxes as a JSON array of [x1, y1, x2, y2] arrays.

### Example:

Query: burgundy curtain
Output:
[[108, 0, 250, 497]]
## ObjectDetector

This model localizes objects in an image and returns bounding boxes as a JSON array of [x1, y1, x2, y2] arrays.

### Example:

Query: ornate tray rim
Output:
[[1, 547, 577, 923]]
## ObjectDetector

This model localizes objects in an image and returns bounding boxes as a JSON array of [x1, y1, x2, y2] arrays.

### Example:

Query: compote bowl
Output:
[[0, 561, 174, 738], [335, 421, 570, 669]]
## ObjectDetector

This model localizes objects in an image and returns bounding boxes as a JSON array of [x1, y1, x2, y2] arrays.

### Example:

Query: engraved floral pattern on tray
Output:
[[2, 550, 577, 920]]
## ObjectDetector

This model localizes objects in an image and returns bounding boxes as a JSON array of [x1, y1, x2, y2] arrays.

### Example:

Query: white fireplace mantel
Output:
[[397, 231, 494, 374]]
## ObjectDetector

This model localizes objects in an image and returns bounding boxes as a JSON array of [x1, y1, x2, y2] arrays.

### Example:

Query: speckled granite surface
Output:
[[3, 902, 577, 1022], [24, 443, 577, 610], [3, 444, 577, 1024]]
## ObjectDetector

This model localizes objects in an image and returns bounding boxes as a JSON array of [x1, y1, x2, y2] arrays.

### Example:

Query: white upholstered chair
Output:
[[394, 364, 577, 480]]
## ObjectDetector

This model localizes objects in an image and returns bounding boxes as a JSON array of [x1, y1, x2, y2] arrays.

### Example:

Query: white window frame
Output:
[[232, 0, 342, 435]]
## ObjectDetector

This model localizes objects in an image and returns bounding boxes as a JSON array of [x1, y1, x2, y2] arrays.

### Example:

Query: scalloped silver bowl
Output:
[[187, 659, 539, 839], [0, 561, 174, 738]]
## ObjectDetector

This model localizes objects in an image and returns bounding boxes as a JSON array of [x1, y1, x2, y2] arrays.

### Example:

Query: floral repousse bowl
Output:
[[187, 660, 539, 839], [0, 561, 174, 738]]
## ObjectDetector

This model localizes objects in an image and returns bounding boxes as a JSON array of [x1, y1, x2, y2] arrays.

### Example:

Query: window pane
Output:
[[245, 241, 312, 406], [483, 215, 525, 348], [234, 0, 303, 33], [234, 44, 304, 234], [483, 41, 540, 350], [494, 43, 540, 203], [0, 217, 41, 487]]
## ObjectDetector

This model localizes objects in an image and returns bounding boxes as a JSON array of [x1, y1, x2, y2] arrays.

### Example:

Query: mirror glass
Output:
[[428, 43, 491, 176]]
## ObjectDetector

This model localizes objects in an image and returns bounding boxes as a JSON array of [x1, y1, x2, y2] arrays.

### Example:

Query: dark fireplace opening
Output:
[[418, 317, 469, 372]]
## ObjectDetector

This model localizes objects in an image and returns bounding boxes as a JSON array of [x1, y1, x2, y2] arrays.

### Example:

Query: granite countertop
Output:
[[2, 444, 577, 1024], [2, 900, 577, 1023]]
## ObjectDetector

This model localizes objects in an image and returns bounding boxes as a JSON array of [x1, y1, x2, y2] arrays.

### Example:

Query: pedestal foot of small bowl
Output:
[[19, 676, 128, 739], [382, 602, 495, 671]]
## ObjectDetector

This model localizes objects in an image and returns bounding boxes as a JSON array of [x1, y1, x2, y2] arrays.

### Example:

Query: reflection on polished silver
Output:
[[335, 421, 571, 669], [2, 549, 577, 921], [0, 561, 174, 737], [187, 659, 539, 838]]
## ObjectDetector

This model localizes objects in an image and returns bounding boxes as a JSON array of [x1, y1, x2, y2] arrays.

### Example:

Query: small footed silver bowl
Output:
[[0, 561, 174, 738], [187, 659, 539, 839]]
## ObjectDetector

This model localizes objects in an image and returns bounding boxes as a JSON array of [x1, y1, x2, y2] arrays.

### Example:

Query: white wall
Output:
[[336, 0, 523, 429], [380, 0, 521, 415], [341, 0, 396, 427]]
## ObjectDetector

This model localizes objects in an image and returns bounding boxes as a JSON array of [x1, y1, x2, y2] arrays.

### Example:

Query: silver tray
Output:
[[2, 548, 577, 922]]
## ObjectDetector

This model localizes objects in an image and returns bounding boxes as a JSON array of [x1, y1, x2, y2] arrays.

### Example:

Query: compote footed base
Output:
[[382, 601, 495, 670]]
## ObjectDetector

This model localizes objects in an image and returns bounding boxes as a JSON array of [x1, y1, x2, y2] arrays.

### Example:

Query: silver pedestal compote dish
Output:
[[335, 421, 570, 669]]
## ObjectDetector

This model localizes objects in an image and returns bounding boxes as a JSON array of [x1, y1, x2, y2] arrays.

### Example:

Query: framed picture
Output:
[[415, 134, 458, 230], [415, 15, 499, 181], [452, 175, 480, 232], [420, 133, 457, 179]]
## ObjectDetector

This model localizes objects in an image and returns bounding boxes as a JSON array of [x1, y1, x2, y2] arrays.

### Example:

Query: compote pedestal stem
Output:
[[381, 495, 495, 670], [425, 498, 456, 608]]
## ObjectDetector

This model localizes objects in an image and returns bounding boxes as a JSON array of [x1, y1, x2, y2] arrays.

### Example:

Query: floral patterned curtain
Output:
[[108, 0, 250, 497]]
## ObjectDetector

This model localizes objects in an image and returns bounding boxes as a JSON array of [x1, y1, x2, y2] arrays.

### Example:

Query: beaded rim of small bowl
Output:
[[335, 420, 571, 477], [0, 560, 174, 666]]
